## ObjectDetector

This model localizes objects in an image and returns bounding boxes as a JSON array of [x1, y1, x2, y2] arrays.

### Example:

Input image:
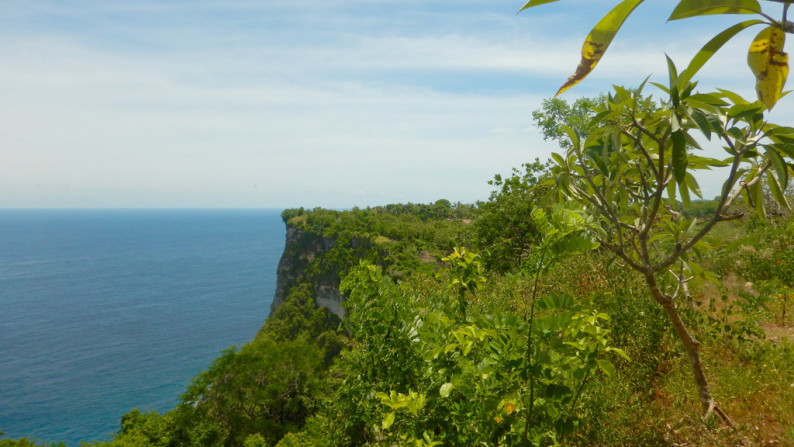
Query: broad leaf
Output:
[[747, 25, 789, 109], [765, 145, 789, 188], [651, 82, 671, 94], [764, 124, 794, 136], [687, 92, 730, 106], [689, 109, 716, 139], [596, 359, 616, 377], [728, 102, 764, 120], [684, 131, 703, 150], [716, 88, 750, 105], [689, 154, 731, 167], [684, 172, 703, 198], [551, 152, 567, 168], [766, 143, 794, 159], [667, 175, 678, 204], [749, 178, 765, 217], [556, 0, 645, 96], [679, 20, 763, 86], [382, 411, 395, 430], [606, 346, 631, 361], [767, 169, 791, 210], [679, 178, 692, 206], [669, 0, 760, 20], [667, 55, 680, 102], [518, 0, 560, 12]]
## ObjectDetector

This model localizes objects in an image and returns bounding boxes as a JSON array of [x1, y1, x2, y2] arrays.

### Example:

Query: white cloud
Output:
[[0, 0, 790, 208]]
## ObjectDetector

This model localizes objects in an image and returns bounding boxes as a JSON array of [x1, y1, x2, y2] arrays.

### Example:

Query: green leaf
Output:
[[518, 0, 561, 12], [607, 346, 631, 361], [689, 154, 730, 167], [596, 359, 616, 377], [765, 125, 794, 136], [749, 178, 765, 217], [766, 143, 794, 159], [672, 130, 688, 184], [684, 172, 703, 198], [667, 54, 680, 91], [679, 180, 692, 206], [667, 178, 678, 204], [382, 411, 395, 430], [439, 382, 454, 398], [728, 103, 764, 120], [687, 92, 730, 106], [689, 109, 714, 139], [684, 131, 703, 150], [767, 169, 791, 210], [556, 0, 645, 96], [563, 124, 581, 149], [669, 0, 761, 20], [765, 145, 789, 189], [679, 20, 763, 86], [551, 152, 567, 168], [651, 82, 671, 94], [717, 88, 750, 105]]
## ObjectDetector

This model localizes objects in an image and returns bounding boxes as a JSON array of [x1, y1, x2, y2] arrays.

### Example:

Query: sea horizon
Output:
[[0, 209, 285, 444]]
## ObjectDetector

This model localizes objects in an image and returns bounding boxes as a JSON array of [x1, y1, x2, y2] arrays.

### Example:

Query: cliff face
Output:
[[270, 220, 346, 319], [270, 206, 468, 321]]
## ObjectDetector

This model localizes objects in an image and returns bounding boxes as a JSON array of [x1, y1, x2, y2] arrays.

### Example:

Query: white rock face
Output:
[[270, 222, 346, 319]]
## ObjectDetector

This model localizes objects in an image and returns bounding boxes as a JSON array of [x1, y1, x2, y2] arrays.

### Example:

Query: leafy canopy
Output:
[[520, 0, 790, 108]]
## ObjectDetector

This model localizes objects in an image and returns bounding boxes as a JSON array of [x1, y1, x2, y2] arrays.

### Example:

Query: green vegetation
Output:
[[520, 0, 791, 108], [523, 0, 794, 428], [86, 197, 793, 446], [4, 189, 793, 445], [6, 92, 794, 447], [6, 1, 794, 443], [280, 203, 477, 283]]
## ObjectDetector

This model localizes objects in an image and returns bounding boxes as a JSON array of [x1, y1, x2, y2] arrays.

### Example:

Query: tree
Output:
[[475, 159, 551, 271], [531, 97, 601, 149], [535, 65, 793, 424], [520, 0, 791, 109], [174, 335, 326, 446], [521, 0, 794, 425]]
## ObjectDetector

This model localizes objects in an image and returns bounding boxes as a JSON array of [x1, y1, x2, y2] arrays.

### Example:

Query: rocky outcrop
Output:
[[269, 207, 460, 320], [270, 220, 347, 319]]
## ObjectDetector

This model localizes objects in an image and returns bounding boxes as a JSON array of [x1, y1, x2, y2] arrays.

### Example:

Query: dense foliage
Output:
[[474, 159, 550, 272], [281, 201, 477, 282], [4, 192, 794, 446]]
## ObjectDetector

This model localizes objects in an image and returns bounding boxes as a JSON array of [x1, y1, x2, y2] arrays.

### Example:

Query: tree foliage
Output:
[[520, 0, 791, 108], [474, 159, 550, 272], [538, 51, 794, 424]]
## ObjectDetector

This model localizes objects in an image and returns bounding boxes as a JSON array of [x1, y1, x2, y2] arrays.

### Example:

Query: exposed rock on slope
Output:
[[269, 205, 475, 320], [270, 219, 346, 319]]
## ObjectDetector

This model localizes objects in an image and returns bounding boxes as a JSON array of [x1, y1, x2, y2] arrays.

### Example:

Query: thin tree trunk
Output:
[[644, 272, 735, 427]]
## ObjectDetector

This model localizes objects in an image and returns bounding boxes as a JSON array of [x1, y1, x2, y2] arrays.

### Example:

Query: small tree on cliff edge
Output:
[[521, 0, 794, 424]]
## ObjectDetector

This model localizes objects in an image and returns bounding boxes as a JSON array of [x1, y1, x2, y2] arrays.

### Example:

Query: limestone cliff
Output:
[[269, 205, 470, 321], [270, 219, 346, 319]]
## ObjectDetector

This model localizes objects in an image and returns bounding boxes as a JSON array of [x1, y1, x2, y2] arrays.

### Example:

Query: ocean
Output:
[[0, 209, 285, 445]]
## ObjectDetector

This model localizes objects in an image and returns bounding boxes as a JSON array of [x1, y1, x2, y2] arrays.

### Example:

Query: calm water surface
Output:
[[0, 209, 284, 445]]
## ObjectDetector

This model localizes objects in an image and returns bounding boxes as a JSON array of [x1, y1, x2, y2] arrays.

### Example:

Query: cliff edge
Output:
[[269, 204, 475, 321], [270, 216, 346, 319]]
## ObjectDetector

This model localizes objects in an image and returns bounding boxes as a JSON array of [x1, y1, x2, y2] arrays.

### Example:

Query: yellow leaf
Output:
[[556, 0, 644, 96], [747, 25, 788, 109]]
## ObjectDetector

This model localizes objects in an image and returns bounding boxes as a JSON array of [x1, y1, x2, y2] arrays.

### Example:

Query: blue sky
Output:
[[1, 0, 791, 208]]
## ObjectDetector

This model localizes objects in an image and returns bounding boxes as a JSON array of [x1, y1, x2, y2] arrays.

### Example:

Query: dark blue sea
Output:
[[0, 209, 285, 445]]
